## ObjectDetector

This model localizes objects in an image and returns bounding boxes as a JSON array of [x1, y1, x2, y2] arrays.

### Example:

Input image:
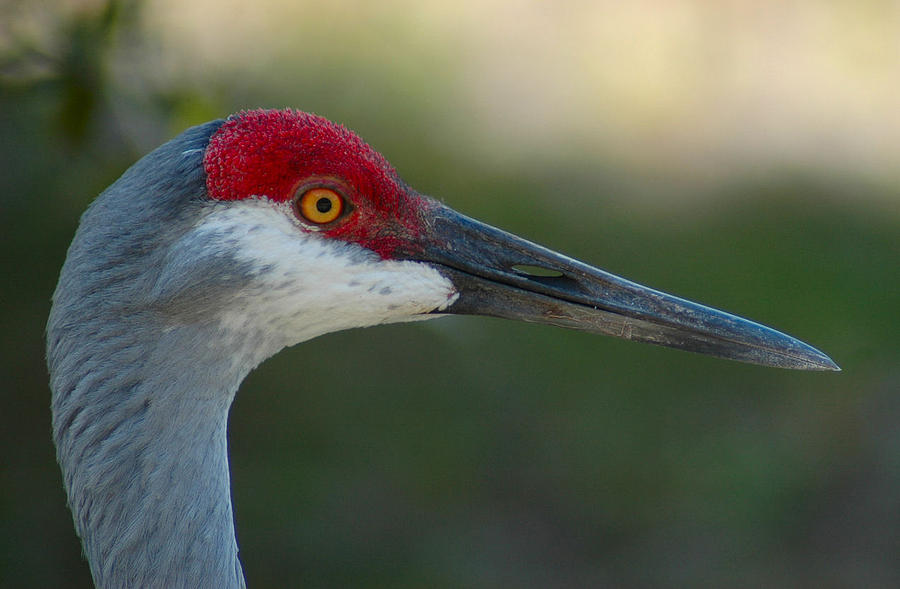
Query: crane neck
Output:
[[49, 316, 263, 588], [45, 118, 259, 587]]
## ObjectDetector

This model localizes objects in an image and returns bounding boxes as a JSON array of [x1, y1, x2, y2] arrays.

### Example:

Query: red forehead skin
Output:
[[204, 109, 432, 259]]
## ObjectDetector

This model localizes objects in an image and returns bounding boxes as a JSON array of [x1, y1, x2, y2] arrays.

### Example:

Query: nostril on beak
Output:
[[511, 264, 564, 278]]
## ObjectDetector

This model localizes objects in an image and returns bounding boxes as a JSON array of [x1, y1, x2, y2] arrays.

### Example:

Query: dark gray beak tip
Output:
[[803, 349, 841, 372]]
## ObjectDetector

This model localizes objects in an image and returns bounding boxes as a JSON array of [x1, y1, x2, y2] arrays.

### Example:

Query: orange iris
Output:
[[296, 188, 343, 224]]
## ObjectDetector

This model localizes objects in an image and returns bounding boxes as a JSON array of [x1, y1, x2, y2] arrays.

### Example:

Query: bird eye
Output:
[[295, 187, 344, 225]]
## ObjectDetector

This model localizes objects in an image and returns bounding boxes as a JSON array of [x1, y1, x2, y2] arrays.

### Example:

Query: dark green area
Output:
[[1, 3, 898, 587]]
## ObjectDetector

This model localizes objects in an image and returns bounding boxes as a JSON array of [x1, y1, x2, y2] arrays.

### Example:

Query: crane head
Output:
[[54, 110, 839, 370], [190, 108, 839, 370]]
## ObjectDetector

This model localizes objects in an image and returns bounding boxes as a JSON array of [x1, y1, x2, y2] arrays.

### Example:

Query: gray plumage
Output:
[[49, 120, 251, 588]]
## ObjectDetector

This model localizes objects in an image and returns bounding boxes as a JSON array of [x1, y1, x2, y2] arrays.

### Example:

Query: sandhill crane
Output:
[[47, 108, 838, 588]]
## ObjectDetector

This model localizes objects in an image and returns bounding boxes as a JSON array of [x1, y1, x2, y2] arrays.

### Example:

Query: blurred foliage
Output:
[[1, 1, 898, 587]]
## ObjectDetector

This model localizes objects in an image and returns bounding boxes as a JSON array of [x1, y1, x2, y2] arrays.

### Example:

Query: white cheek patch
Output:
[[192, 199, 458, 350]]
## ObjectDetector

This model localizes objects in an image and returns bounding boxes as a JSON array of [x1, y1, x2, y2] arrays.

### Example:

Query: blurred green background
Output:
[[2, 0, 898, 587]]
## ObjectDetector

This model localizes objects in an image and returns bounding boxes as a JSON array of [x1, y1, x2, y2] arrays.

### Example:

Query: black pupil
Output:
[[315, 197, 333, 214]]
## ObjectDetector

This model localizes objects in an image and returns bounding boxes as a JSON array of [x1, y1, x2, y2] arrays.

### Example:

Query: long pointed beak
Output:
[[409, 203, 839, 371]]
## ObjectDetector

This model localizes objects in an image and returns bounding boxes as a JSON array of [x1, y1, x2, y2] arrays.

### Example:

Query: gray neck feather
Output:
[[48, 120, 263, 588]]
